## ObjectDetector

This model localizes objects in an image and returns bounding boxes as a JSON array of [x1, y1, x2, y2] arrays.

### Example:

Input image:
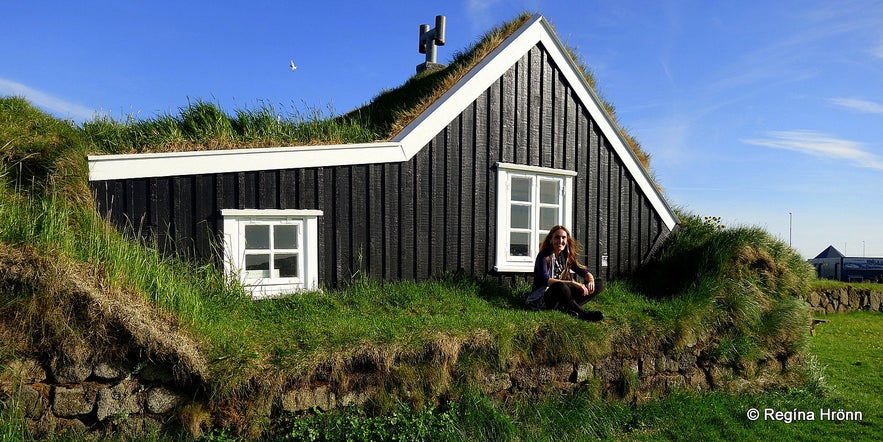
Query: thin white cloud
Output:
[[0, 77, 98, 121], [742, 130, 883, 170], [829, 97, 883, 114], [874, 41, 883, 59], [704, 2, 883, 96]]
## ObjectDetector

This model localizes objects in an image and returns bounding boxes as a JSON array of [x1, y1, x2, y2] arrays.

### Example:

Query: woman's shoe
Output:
[[579, 310, 603, 322]]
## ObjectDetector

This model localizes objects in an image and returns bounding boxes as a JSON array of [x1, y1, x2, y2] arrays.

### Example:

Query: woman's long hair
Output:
[[539, 225, 587, 274]]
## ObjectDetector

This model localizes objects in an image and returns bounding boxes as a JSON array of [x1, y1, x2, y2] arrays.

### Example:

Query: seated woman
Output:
[[526, 225, 604, 321]]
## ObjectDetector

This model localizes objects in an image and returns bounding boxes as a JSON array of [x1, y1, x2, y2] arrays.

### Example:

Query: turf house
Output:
[[87, 15, 679, 297]]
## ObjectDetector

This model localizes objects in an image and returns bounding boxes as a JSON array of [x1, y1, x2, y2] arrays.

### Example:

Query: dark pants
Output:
[[544, 279, 604, 320]]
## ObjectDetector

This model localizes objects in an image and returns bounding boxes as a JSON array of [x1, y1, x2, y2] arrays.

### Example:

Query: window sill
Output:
[[493, 263, 533, 273], [245, 281, 314, 299]]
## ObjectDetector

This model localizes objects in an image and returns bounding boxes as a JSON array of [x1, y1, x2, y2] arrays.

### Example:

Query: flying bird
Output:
[[290, 60, 297, 71]]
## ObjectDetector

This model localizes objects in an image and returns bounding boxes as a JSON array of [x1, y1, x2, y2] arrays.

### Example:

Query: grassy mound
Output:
[[634, 214, 814, 364], [0, 242, 207, 383], [0, 98, 816, 437]]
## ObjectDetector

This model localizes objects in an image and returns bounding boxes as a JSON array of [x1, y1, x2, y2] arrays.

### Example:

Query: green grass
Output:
[[808, 311, 883, 423], [0, 395, 28, 442], [0, 166, 818, 437], [809, 278, 883, 292], [268, 311, 882, 442], [610, 311, 883, 441], [0, 183, 227, 322], [82, 99, 380, 155], [0, 97, 820, 438], [0, 97, 84, 191], [1, 183, 871, 441], [196, 275, 651, 400]]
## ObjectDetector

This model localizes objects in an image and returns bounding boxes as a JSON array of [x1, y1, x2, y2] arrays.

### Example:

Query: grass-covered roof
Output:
[[80, 13, 652, 171]]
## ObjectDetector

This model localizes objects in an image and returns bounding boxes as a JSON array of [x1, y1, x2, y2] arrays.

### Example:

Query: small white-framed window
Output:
[[494, 163, 575, 273], [222, 209, 322, 298]]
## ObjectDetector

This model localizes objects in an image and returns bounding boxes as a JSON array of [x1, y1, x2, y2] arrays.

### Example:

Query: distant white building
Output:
[[808, 245, 883, 283]]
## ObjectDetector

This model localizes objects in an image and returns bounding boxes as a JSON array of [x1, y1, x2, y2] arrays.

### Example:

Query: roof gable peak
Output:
[[393, 15, 677, 231], [814, 245, 844, 259]]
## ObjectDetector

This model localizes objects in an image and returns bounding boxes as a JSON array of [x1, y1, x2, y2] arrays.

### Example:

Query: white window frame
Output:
[[222, 209, 322, 298], [494, 163, 575, 273]]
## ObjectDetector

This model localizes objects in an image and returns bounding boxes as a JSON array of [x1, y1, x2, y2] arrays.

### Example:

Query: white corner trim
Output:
[[496, 162, 578, 177], [88, 142, 406, 181]]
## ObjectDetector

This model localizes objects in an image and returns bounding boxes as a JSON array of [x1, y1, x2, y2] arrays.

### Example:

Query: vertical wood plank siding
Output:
[[91, 43, 671, 287]]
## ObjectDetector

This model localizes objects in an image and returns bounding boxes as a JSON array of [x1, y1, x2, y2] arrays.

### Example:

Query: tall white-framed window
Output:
[[494, 163, 575, 272], [222, 209, 322, 298]]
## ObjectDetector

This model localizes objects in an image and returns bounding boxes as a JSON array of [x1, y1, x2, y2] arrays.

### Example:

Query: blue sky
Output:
[[3, 1, 882, 259]]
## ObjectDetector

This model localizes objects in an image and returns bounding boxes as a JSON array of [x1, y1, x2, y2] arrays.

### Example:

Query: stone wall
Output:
[[2, 335, 799, 438], [2, 357, 188, 439], [805, 287, 883, 314]]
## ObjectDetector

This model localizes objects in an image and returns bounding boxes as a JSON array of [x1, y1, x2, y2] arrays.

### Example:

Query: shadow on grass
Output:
[[433, 270, 531, 311]]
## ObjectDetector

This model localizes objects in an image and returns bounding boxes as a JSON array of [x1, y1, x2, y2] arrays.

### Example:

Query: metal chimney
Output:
[[417, 15, 446, 74]]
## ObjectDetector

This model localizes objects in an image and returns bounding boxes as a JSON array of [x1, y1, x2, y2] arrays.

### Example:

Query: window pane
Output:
[[275, 253, 299, 278], [540, 179, 559, 204], [245, 254, 270, 277], [510, 204, 531, 229], [245, 225, 270, 250], [510, 232, 530, 257], [511, 177, 532, 202], [540, 207, 559, 231], [274, 225, 299, 249]]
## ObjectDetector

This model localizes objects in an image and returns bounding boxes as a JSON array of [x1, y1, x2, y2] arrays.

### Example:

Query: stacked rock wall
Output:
[[3, 357, 187, 439], [3, 334, 798, 439], [805, 287, 883, 314], [11, 287, 874, 438]]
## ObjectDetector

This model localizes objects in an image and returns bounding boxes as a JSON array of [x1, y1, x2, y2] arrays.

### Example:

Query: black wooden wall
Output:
[[92, 42, 671, 287]]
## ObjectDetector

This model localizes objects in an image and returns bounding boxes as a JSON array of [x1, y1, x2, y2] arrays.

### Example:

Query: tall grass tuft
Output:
[[82, 99, 380, 155], [180, 99, 235, 143], [0, 96, 237, 327], [0, 180, 233, 324], [233, 104, 284, 141], [1, 96, 84, 191], [0, 401, 27, 441], [635, 212, 814, 363]]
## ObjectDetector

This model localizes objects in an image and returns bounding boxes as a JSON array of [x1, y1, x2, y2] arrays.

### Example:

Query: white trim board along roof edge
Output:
[[87, 142, 407, 181]]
